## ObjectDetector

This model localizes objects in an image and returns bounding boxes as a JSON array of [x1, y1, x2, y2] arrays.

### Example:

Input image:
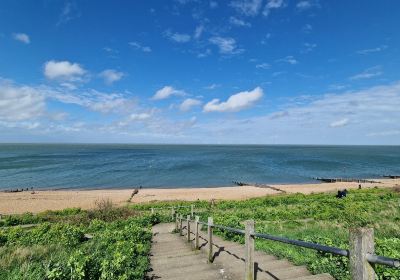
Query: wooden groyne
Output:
[[232, 181, 286, 193], [383, 175, 400, 179], [313, 177, 380, 184]]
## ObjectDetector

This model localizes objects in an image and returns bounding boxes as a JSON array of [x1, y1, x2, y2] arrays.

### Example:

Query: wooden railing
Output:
[[174, 214, 399, 280]]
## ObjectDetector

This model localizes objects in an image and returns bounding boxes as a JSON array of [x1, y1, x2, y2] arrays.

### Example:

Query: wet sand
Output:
[[0, 179, 398, 214]]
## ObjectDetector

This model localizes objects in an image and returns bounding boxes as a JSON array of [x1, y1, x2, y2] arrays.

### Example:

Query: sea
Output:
[[0, 144, 399, 190]]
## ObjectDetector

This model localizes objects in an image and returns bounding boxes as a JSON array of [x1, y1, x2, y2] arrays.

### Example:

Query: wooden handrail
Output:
[[176, 215, 399, 280]]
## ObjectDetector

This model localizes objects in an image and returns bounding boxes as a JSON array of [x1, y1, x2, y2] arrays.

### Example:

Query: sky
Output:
[[0, 0, 399, 144]]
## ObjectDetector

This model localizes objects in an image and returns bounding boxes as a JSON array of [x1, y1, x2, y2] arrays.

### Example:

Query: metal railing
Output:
[[175, 214, 399, 280]]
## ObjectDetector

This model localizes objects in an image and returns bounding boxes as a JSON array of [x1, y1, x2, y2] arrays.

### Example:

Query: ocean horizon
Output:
[[1, 144, 399, 190]]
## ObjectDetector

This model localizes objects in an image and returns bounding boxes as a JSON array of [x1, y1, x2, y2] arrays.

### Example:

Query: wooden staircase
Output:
[[148, 223, 334, 280]]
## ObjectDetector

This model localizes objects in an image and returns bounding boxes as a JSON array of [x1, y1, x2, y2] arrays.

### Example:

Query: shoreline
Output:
[[0, 178, 398, 214]]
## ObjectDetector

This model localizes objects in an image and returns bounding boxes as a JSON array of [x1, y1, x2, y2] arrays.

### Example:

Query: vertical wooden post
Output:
[[179, 214, 183, 236], [175, 214, 179, 231], [349, 228, 376, 280], [195, 215, 200, 249], [207, 217, 213, 263], [245, 220, 255, 280], [191, 204, 194, 217], [187, 215, 191, 242], [151, 208, 154, 214], [171, 207, 175, 221]]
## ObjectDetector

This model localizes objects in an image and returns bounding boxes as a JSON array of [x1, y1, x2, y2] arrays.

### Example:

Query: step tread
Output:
[[149, 223, 333, 280]]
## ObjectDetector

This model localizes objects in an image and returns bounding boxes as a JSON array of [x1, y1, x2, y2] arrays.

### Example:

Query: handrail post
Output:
[[191, 204, 194, 217], [171, 207, 175, 221], [195, 215, 200, 249], [151, 208, 154, 214], [187, 215, 191, 242], [349, 228, 376, 280], [207, 217, 214, 263], [179, 214, 183, 236], [245, 220, 255, 280]]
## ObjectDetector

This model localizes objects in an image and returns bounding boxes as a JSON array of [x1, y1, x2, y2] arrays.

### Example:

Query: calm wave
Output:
[[0, 144, 399, 190]]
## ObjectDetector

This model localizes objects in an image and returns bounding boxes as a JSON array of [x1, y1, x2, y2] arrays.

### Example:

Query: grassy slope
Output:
[[0, 204, 158, 280], [131, 187, 400, 280], [1, 188, 399, 279]]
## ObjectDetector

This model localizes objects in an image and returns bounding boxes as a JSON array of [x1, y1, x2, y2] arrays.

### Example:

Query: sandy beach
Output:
[[0, 179, 399, 214]]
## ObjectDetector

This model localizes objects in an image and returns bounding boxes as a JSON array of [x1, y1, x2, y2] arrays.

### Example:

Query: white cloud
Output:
[[0, 80, 45, 121], [197, 48, 212, 58], [128, 41, 152, 52], [328, 84, 348, 91], [356, 45, 387, 55], [296, 0, 319, 11], [330, 118, 349, 128], [256, 63, 270, 69], [152, 86, 186, 100], [13, 33, 30, 44], [165, 30, 191, 43], [115, 112, 154, 128], [57, 2, 79, 26], [277, 56, 298, 65], [269, 111, 289, 119], [230, 0, 263, 16], [196, 82, 400, 144], [180, 98, 202, 111], [60, 82, 78, 90], [263, 0, 285, 17], [209, 36, 243, 54], [99, 69, 124, 85], [210, 1, 218, 8], [303, 43, 317, 53], [194, 25, 204, 39], [203, 87, 263, 112], [367, 130, 400, 137], [44, 60, 86, 81], [350, 66, 382, 80], [48, 88, 135, 114], [204, 83, 220, 90], [229, 16, 251, 27], [128, 113, 152, 121], [302, 24, 313, 33]]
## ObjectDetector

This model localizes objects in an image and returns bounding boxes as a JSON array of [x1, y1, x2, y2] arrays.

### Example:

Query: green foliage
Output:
[[138, 187, 400, 280], [0, 213, 157, 279]]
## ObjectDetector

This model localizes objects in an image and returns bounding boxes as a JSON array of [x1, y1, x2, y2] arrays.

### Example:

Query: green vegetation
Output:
[[0, 200, 159, 280], [131, 188, 400, 280], [1, 188, 399, 279]]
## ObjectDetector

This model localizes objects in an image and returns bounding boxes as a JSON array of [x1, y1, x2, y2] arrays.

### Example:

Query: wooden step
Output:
[[149, 223, 334, 280]]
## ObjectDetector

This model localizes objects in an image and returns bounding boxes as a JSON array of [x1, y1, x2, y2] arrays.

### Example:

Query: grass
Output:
[[1, 188, 399, 279], [130, 187, 400, 280]]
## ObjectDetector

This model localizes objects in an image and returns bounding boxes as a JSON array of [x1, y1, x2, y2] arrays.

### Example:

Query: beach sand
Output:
[[0, 179, 398, 214]]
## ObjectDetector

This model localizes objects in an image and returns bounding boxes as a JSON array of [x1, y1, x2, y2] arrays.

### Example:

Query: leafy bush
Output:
[[0, 213, 157, 279]]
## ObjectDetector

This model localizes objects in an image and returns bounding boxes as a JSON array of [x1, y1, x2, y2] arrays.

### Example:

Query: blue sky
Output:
[[0, 0, 399, 144]]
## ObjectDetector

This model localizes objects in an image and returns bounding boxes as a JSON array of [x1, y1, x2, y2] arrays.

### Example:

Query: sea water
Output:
[[0, 144, 399, 190]]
